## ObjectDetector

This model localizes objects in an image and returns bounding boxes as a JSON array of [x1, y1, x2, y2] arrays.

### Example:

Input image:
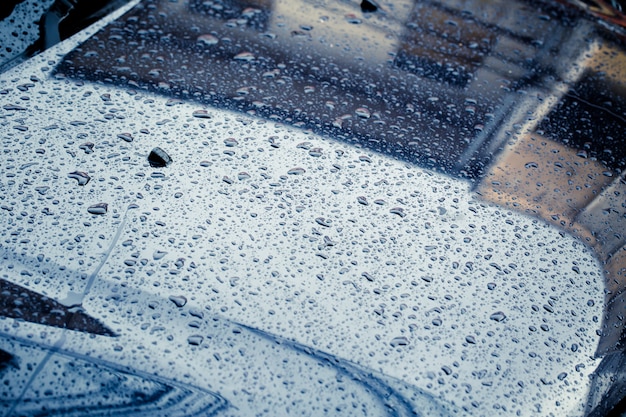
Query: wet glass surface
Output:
[[1, 0, 626, 415]]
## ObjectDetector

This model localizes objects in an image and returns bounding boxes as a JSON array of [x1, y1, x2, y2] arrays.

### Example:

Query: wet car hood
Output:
[[1, 0, 625, 416]]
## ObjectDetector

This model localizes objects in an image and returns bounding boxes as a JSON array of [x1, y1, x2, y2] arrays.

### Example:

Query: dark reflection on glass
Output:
[[394, 2, 496, 87], [56, 0, 547, 176]]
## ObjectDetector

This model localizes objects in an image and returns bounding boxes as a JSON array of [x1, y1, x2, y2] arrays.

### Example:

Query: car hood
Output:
[[1, 0, 625, 416]]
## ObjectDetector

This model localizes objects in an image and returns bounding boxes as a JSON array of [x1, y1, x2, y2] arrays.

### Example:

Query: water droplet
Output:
[[192, 109, 211, 118], [359, 155, 371, 163], [390, 207, 406, 217], [234, 51, 255, 61], [188, 335, 204, 346], [465, 335, 476, 344], [79, 142, 94, 154], [357, 196, 368, 205], [489, 311, 507, 322], [308, 148, 323, 157], [288, 167, 306, 175], [238, 172, 250, 180], [355, 107, 371, 119], [197, 34, 218, 45], [315, 217, 332, 227], [68, 171, 91, 186], [487, 282, 496, 290], [87, 203, 108, 215], [361, 272, 374, 282], [117, 133, 134, 142], [345, 13, 362, 24], [390, 336, 409, 347], [148, 147, 172, 168], [224, 138, 239, 147], [296, 142, 312, 150], [153, 250, 167, 260], [524, 162, 538, 169], [169, 295, 187, 308]]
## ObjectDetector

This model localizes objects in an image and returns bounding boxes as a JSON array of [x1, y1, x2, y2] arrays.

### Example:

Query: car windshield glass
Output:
[[1, 0, 625, 416]]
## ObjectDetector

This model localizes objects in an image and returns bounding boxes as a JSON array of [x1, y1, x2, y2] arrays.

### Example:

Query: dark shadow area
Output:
[[0, 278, 116, 336]]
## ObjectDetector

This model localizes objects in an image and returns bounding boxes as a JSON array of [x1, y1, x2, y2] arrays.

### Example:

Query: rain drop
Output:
[[169, 295, 187, 308], [390, 207, 406, 217], [315, 217, 332, 227], [224, 138, 239, 147], [489, 311, 507, 322], [355, 107, 371, 119], [390, 336, 409, 347], [188, 335, 204, 346], [192, 109, 212, 118], [117, 133, 134, 143], [79, 142, 94, 154], [87, 203, 108, 215], [153, 250, 168, 260], [148, 147, 172, 168], [68, 171, 91, 186], [234, 51, 255, 61], [197, 34, 218, 45]]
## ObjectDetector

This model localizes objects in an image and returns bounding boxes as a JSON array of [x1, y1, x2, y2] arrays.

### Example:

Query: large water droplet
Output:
[[68, 171, 91, 186], [308, 148, 322, 157], [148, 147, 172, 168], [234, 51, 255, 61], [79, 142, 94, 154], [224, 138, 239, 147], [390, 207, 406, 217], [192, 109, 211, 119], [361, 272, 374, 282], [169, 295, 187, 308], [197, 34, 218, 45], [355, 107, 371, 119], [153, 250, 168, 260], [87, 203, 108, 215], [390, 336, 409, 347], [117, 133, 134, 143], [188, 335, 204, 346], [489, 311, 507, 322], [315, 217, 332, 227]]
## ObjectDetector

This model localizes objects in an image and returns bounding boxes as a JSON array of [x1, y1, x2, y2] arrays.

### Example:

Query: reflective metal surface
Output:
[[1, 0, 625, 415]]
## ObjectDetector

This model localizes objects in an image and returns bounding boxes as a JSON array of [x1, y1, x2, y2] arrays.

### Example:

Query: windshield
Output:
[[1, 0, 625, 416]]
